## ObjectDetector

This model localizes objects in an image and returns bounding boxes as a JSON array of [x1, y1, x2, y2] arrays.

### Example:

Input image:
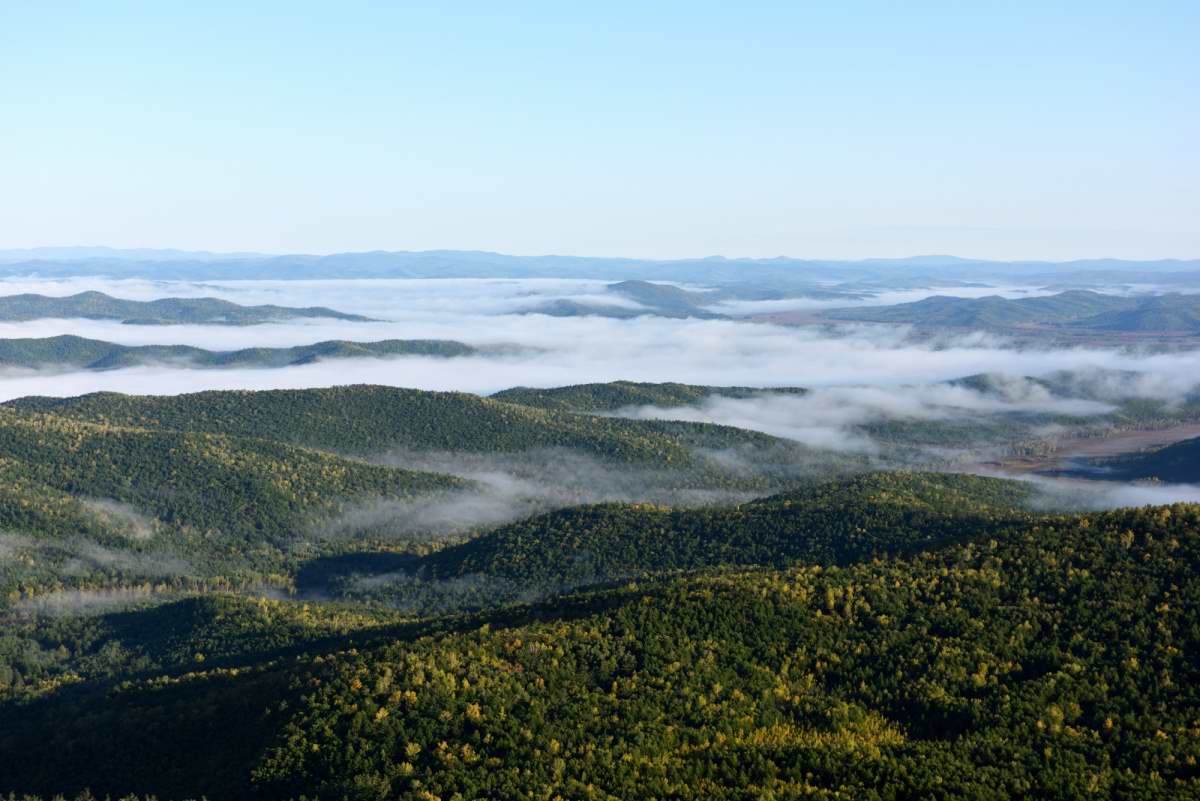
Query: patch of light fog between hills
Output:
[[981, 472, 1200, 510], [605, 385, 1123, 453], [306, 449, 765, 549]]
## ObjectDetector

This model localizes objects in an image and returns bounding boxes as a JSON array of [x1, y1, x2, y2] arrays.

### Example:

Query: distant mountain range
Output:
[[823, 290, 1200, 333], [1, 248, 1198, 285], [0, 291, 370, 325], [0, 335, 478, 372]]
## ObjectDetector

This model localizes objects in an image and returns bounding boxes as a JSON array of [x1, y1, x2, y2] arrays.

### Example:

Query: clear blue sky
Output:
[[1, 1, 1196, 260]]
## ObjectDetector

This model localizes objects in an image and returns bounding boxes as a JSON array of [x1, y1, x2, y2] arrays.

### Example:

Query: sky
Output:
[[1, 1, 1197, 260]]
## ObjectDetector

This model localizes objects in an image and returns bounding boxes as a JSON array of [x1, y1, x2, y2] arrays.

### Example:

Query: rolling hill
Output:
[[0, 291, 371, 325], [2, 385, 795, 467], [822, 290, 1132, 328], [604, 280, 726, 318], [332, 472, 1035, 612], [1068, 294, 1200, 332], [0, 335, 477, 371], [491, 380, 808, 413], [824, 290, 1200, 334], [0, 405, 465, 599]]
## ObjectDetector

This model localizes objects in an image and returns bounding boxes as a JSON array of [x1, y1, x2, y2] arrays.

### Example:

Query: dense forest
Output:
[[0, 480, 1197, 799], [3, 385, 813, 469], [0, 404, 465, 602], [332, 472, 1035, 613]]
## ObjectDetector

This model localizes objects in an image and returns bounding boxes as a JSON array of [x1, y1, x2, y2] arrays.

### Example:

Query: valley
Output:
[[0, 267, 1198, 800]]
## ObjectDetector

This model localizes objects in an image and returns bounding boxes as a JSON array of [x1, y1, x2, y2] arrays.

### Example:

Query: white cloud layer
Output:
[[0, 277, 1198, 404]]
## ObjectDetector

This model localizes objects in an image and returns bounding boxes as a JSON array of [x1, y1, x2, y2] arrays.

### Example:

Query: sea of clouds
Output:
[[1, 276, 1198, 400]]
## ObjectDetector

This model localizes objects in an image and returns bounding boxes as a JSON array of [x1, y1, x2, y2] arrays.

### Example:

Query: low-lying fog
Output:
[[1, 277, 1198, 400]]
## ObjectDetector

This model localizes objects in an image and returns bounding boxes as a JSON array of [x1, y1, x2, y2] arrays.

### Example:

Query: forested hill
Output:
[[402, 472, 1034, 605], [3, 385, 793, 465], [317, 472, 1034, 614], [492, 380, 808, 412], [0, 405, 465, 600], [604, 280, 726, 318], [0, 291, 370, 324], [0, 335, 476, 371], [823, 289, 1200, 332], [1, 483, 1197, 799]]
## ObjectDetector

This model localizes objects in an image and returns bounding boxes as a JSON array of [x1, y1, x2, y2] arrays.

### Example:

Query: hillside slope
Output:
[[0, 406, 464, 598], [1085, 436, 1200, 483], [821, 290, 1170, 330], [0, 291, 370, 324], [384, 472, 1034, 606], [0, 335, 476, 371], [0, 489, 1196, 799], [3, 385, 793, 467], [492, 380, 808, 413]]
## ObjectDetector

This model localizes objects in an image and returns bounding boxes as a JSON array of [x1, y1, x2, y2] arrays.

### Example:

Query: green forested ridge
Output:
[[492, 380, 807, 413], [824, 289, 1200, 333], [352, 472, 1034, 611], [0, 335, 476, 371], [3, 385, 792, 466], [0, 291, 370, 324], [1, 489, 1197, 800], [0, 406, 464, 600]]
